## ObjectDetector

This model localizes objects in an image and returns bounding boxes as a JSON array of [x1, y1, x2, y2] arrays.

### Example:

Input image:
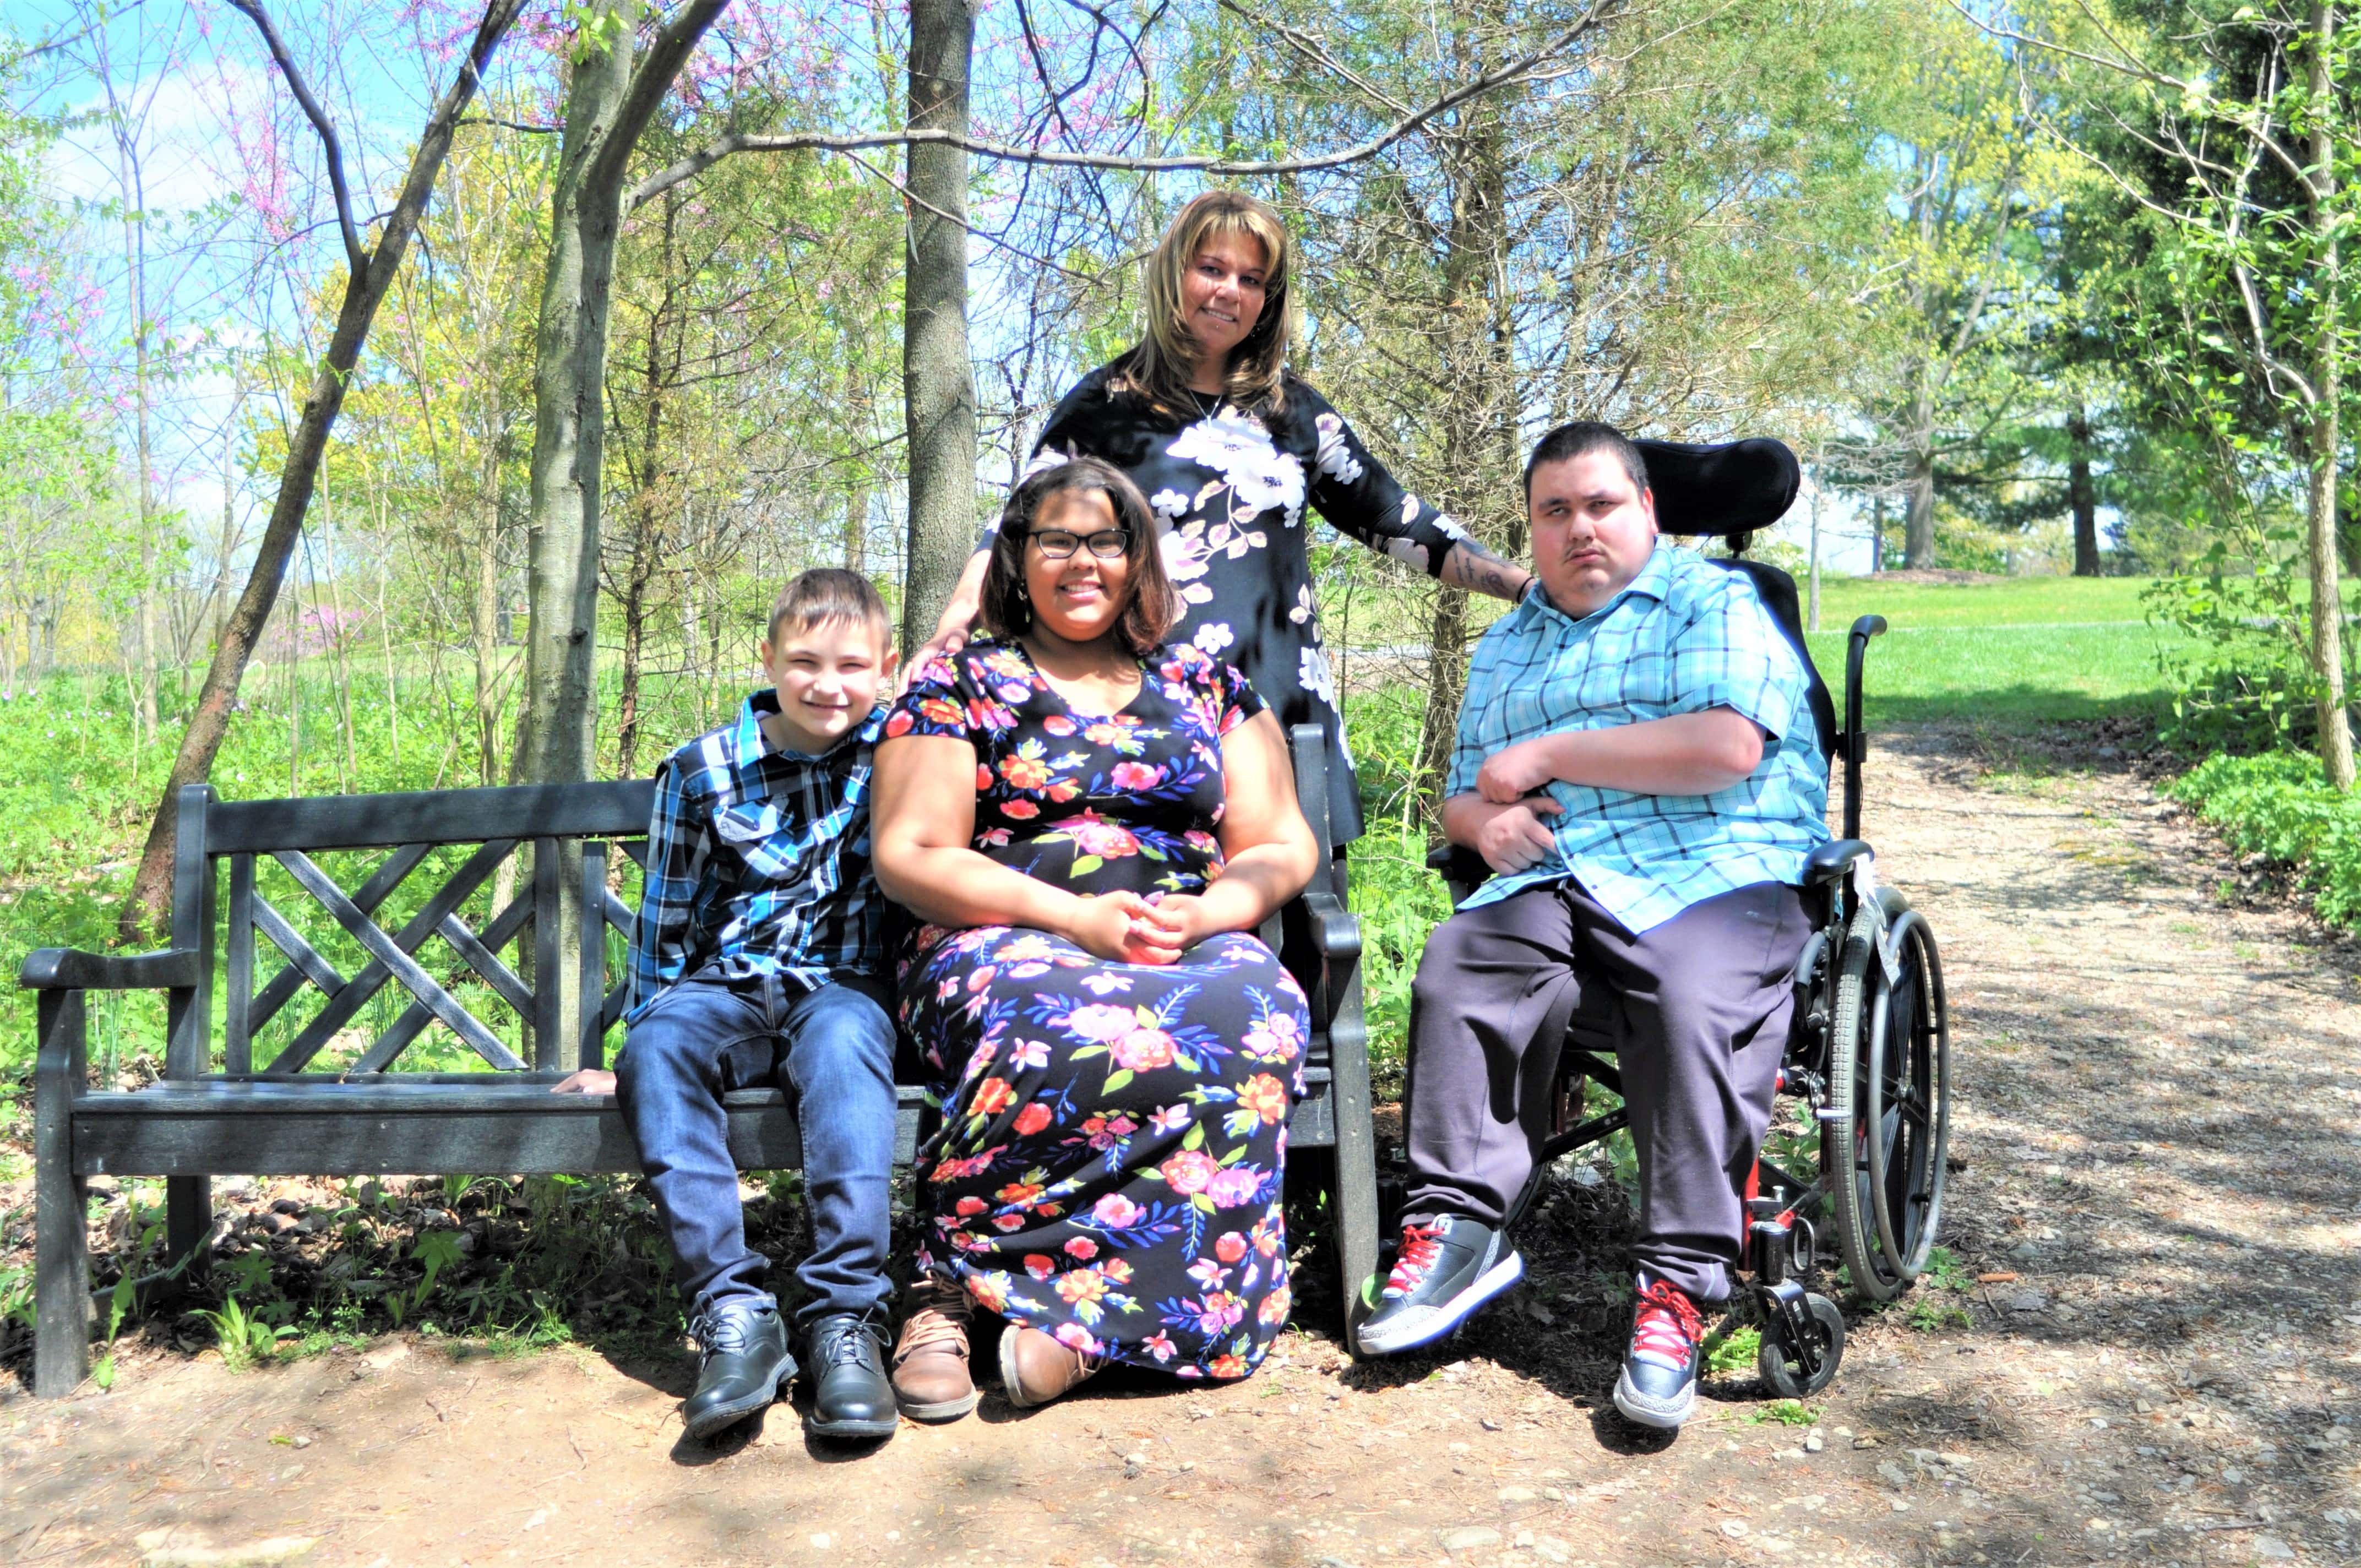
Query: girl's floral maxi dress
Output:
[[885, 636, 1312, 1380]]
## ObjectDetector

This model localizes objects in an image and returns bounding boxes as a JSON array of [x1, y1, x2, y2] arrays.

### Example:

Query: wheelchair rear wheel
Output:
[[1823, 897, 1951, 1303], [1862, 907, 1952, 1286]]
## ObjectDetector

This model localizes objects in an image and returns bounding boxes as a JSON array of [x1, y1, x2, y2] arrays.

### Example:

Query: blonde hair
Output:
[[1110, 190, 1293, 420]]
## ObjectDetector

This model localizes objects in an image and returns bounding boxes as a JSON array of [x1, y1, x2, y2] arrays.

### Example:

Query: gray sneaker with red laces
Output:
[[1613, 1273, 1707, 1429], [1356, 1216, 1525, 1356]]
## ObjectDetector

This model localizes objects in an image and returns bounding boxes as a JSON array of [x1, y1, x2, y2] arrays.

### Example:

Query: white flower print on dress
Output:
[[1192, 622, 1236, 656], [1313, 411, 1364, 486], [1149, 488, 1191, 521], [1167, 410, 1305, 527], [1298, 643, 1339, 714], [1288, 584, 1314, 625], [1161, 526, 1217, 607]]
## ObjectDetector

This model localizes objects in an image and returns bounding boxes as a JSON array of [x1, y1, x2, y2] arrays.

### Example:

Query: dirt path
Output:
[[6, 727, 2357, 1568]]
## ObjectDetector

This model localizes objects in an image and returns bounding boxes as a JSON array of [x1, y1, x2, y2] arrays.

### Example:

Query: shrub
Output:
[[2168, 750, 2361, 924]]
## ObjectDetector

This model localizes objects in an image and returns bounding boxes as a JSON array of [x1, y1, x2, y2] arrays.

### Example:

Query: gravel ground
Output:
[[2, 723, 2356, 1567]]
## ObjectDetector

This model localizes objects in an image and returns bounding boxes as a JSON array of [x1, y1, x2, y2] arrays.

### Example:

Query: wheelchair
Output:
[[1423, 435, 1953, 1398]]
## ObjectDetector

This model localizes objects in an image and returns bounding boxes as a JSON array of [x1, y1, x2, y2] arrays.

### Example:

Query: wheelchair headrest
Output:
[[1634, 437, 1800, 537]]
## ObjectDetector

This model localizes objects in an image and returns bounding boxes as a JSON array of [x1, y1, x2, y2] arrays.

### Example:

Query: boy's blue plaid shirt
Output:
[[1448, 542, 1829, 934], [626, 692, 886, 1023]]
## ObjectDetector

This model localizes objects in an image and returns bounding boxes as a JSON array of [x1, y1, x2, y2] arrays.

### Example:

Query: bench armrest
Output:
[[19, 947, 202, 992], [1298, 890, 1362, 963]]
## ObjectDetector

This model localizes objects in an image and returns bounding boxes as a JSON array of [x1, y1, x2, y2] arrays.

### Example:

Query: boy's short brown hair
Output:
[[765, 568, 894, 651]]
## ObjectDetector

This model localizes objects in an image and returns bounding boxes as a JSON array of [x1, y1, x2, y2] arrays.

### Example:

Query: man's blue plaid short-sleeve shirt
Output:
[[1448, 542, 1829, 933], [625, 692, 885, 1023]]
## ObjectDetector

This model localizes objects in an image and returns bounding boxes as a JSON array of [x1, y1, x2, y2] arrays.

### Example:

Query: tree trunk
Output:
[[1807, 467, 1823, 632], [515, 0, 730, 1063], [115, 118, 160, 744], [119, 0, 526, 939], [1416, 6, 1514, 812], [1870, 493, 1886, 574], [520, 18, 635, 794], [2305, 0, 2352, 789], [2068, 406, 2100, 577], [1903, 378, 1937, 569], [900, 0, 978, 652]]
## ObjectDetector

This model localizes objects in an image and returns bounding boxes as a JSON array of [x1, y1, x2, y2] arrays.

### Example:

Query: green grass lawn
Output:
[[1809, 572, 2162, 628]]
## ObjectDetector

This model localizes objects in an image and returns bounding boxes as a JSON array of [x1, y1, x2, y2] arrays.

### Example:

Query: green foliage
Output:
[[192, 1293, 298, 1374], [1905, 1245, 1975, 1331], [1705, 1322, 1762, 1379], [2168, 750, 2361, 926]]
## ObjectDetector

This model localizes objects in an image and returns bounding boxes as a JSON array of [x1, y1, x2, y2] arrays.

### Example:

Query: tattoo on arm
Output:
[[1442, 541, 1535, 601]]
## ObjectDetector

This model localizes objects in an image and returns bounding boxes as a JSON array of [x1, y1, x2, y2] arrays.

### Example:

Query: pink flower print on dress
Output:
[[1193, 1291, 1245, 1335], [1258, 1282, 1293, 1326], [1042, 714, 1079, 737], [1149, 1104, 1192, 1135], [1109, 760, 1163, 792], [1063, 1003, 1139, 1043], [1206, 1166, 1263, 1209], [1158, 1150, 1220, 1195], [1053, 1322, 1105, 1355], [1002, 798, 1040, 819], [1242, 1011, 1303, 1063], [1090, 1193, 1142, 1228], [1187, 1257, 1230, 1292], [1025, 1255, 1057, 1280], [1065, 813, 1139, 859], [1215, 1231, 1249, 1264], [1143, 1330, 1178, 1364], [1063, 1237, 1098, 1260], [1110, 1026, 1177, 1072], [1013, 1102, 1053, 1136]]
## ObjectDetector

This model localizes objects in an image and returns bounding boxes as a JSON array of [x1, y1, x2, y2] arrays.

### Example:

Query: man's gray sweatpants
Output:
[[1402, 878, 1809, 1303]]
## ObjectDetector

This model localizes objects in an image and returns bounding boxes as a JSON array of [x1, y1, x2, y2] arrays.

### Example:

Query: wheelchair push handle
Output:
[[1840, 617, 1887, 842]]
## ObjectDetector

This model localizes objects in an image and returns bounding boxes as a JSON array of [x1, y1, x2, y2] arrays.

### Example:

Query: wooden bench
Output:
[[24, 727, 1377, 1397]]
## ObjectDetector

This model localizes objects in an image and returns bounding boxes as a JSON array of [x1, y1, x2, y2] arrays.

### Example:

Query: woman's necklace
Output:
[[1189, 386, 1223, 420]]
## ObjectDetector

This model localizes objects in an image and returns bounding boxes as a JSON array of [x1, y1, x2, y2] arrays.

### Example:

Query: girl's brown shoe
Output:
[[890, 1275, 981, 1421], [998, 1326, 1105, 1409]]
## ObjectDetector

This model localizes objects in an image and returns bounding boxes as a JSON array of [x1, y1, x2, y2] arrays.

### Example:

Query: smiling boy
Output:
[[556, 569, 906, 1444], [1358, 423, 1827, 1433]]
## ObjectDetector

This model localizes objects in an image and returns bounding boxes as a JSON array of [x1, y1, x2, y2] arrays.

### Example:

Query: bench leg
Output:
[[33, 990, 91, 1397], [1325, 1011, 1381, 1355], [167, 1175, 214, 1292]]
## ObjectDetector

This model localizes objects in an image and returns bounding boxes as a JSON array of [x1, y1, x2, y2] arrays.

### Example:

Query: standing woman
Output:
[[919, 190, 1535, 853]]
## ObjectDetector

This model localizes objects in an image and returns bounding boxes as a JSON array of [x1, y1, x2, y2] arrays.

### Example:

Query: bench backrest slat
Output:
[[179, 727, 1340, 1082], [205, 781, 655, 854]]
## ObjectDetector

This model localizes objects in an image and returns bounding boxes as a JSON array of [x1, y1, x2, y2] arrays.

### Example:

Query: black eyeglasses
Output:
[[1026, 527, 1131, 560]]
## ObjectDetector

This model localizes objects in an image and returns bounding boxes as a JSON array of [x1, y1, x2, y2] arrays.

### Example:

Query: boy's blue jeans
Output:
[[616, 971, 896, 1329]]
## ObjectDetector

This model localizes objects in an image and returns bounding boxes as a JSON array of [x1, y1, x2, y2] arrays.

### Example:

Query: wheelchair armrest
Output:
[[19, 946, 202, 992], [1802, 839, 1871, 884], [1425, 842, 1493, 890]]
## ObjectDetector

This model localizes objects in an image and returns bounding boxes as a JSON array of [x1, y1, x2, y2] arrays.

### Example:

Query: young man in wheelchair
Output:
[[1360, 421, 1828, 1431]]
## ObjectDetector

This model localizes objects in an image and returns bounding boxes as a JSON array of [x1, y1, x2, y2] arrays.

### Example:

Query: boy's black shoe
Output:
[[1356, 1216, 1524, 1355], [683, 1298, 797, 1442], [806, 1311, 899, 1440], [1612, 1274, 1706, 1430]]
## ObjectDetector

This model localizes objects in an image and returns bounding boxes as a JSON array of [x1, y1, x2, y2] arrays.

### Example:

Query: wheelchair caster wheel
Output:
[[1758, 1292, 1845, 1400]]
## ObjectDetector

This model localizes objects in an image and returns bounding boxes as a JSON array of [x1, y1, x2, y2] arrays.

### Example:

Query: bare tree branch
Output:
[[226, 0, 365, 279], [628, 0, 1624, 210]]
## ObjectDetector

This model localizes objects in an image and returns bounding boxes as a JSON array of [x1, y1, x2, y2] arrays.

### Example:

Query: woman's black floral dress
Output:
[[996, 362, 1468, 843], [884, 636, 1312, 1380]]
